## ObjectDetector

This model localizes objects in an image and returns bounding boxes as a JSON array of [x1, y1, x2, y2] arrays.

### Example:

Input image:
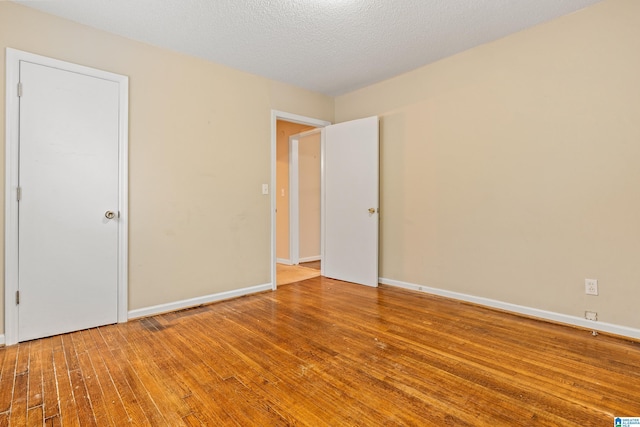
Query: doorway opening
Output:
[[271, 112, 330, 289], [278, 125, 322, 286], [289, 128, 322, 267], [270, 112, 380, 290]]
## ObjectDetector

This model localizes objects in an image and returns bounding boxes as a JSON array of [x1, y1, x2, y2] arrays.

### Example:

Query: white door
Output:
[[323, 116, 379, 287], [17, 61, 120, 341]]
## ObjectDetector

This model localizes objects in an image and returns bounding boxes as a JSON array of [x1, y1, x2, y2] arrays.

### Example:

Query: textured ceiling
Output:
[[14, 0, 603, 96]]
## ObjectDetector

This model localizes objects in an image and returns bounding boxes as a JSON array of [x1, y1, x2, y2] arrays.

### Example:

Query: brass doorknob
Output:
[[368, 208, 376, 214], [105, 211, 116, 219]]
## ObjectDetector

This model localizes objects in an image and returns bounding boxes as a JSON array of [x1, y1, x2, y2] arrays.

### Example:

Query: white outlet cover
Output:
[[585, 278, 598, 296]]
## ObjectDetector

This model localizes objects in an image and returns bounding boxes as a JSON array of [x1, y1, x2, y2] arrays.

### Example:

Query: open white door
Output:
[[323, 116, 379, 287]]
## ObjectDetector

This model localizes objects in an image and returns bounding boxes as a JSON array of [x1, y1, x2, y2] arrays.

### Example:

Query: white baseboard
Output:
[[380, 277, 640, 341], [276, 258, 293, 265], [128, 283, 273, 320], [299, 256, 321, 263], [0, 334, 5, 346]]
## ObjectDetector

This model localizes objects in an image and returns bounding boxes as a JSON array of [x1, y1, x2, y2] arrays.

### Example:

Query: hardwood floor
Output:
[[1, 277, 639, 426], [276, 264, 320, 286], [299, 261, 321, 271]]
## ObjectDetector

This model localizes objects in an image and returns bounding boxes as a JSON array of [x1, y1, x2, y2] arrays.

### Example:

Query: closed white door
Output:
[[323, 116, 379, 287], [17, 61, 120, 341]]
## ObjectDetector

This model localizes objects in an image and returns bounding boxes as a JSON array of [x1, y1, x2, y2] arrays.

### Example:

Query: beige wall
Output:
[[336, 0, 640, 330], [275, 120, 315, 261], [298, 131, 322, 261], [0, 2, 333, 334]]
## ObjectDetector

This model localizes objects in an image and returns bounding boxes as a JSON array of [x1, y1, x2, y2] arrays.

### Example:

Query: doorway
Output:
[[4, 49, 129, 345], [271, 112, 330, 288], [270, 112, 380, 290], [288, 128, 322, 265], [274, 120, 323, 286], [283, 128, 323, 285]]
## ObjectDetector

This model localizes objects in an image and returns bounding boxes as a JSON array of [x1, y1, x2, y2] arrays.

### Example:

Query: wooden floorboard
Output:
[[299, 261, 321, 271], [1, 276, 639, 426]]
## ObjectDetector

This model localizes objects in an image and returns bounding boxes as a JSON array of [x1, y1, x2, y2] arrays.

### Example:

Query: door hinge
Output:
[[17, 82, 23, 97], [16, 291, 20, 305], [17, 186, 21, 201]]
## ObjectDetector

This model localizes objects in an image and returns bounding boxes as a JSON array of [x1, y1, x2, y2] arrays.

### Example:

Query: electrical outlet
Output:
[[585, 311, 598, 321], [585, 279, 598, 296]]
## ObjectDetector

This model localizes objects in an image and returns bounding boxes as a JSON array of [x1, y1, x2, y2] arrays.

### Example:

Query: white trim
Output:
[[276, 258, 293, 265], [5, 49, 21, 345], [380, 277, 640, 341], [0, 334, 5, 346], [4, 48, 129, 345], [128, 283, 272, 319], [116, 61, 130, 325], [270, 111, 331, 291], [319, 129, 326, 278]]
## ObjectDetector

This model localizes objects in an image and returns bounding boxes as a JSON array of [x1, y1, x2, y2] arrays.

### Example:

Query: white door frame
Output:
[[4, 48, 129, 346], [271, 111, 330, 290], [289, 128, 322, 266]]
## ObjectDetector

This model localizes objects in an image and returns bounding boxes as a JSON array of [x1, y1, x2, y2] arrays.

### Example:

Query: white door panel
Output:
[[324, 116, 379, 287], [18, 61, 119, 341]]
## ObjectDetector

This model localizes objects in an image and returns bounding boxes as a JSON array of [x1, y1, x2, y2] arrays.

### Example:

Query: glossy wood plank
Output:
[[26, 405, 43, 427], [98, 326, 168, 425], [0, 345, 18, 415], [0, 277, 639, 426], [7, 343, 29, 426], [276, 263, 320, 286], [299, 260, 321, 270], [26, 339, 43, 411], [52, 341, 80, 427], [41, 336, 59, 423]]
